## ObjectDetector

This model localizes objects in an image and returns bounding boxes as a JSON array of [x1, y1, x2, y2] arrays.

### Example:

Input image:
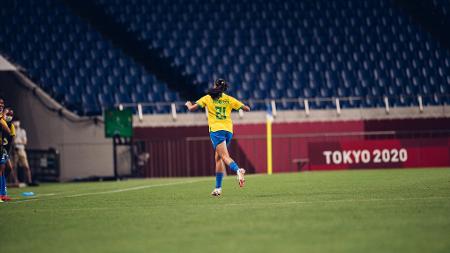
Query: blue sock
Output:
[[3, 175, 7, 196], [215, 172, 224, 189], [3, 175, 6, 195], [229, 161, 239, 172], [0, 174, 6, 196]]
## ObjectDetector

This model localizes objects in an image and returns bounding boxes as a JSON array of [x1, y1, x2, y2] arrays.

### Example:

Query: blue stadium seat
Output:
[[1, 0, 449, 114], [0, 0, 182, 115], [81, 94, 100, 115]]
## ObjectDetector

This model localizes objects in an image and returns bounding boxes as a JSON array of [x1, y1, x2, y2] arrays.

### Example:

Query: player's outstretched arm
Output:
[[241, 105, 251, 112], [185, 101, 199, 112]]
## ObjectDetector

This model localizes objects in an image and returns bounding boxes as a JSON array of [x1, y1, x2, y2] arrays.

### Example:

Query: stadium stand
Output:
[[0, 0, 181, 115], [94, 0, 450, 110], [0, 0, 449, 114]]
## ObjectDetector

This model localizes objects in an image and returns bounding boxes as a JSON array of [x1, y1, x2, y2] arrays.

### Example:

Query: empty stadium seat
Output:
[[0, 0, 181, 116], [0, 0, 449, 115]]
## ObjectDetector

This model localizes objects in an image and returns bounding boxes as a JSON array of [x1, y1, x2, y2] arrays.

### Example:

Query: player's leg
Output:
[[211, 151, 225, 196], [215, 141, 245, 187], [0, 163, 6, 200], [0, 159, 13, 201], [210, 131, 226, 195], [215, 150, 226, 174], [215, 142, 236, 170], [0, 151, 13, 200]]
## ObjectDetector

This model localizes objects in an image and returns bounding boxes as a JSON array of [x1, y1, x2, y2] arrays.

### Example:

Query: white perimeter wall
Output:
[[1, 72, 113, 181]]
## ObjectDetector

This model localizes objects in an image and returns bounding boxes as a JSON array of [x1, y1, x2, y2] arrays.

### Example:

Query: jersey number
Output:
[[215, 106, 226, 120]]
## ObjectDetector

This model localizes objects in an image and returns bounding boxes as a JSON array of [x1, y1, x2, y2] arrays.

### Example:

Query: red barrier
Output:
[[134, 118, 450, 177]]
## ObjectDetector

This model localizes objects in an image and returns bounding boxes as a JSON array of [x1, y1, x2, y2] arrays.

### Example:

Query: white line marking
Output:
[[9, 179, 209, 204], [223, 196, 450, 207], [64, 179, 206, 198], [36, 193, 58, 197]]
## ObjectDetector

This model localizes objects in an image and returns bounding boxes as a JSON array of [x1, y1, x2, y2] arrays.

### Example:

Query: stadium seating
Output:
[[0, 0, 449, 115], [0, 0, 180, 115], [94, 0, 450, 110]]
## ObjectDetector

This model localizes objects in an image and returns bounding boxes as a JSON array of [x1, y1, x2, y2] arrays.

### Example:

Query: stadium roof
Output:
[[0, 55, 16, 71]]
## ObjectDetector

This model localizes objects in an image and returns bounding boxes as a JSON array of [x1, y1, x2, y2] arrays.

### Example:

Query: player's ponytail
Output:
[[208, 87, 223, 99], [208, 79, 228, 99]]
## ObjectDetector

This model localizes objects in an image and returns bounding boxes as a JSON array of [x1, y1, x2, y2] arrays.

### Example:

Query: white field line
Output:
[[223, 196, 450, 207], [0, 193, 59, 204], [9, 179, 209, 204], [36, 193, 58, 196]]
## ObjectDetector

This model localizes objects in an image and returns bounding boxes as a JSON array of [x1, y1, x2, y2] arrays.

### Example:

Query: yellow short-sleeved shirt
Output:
[[196, 93, 244, 133], [9, 122, 16, 137], [0, 119, 15, 153], [0, 119, 14, 136]]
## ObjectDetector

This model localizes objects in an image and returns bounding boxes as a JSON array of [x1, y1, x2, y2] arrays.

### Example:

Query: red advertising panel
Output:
[[308, 138, 450, 170]]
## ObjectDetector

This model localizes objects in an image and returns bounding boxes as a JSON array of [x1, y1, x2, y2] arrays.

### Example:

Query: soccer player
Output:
[[0, 104, 15, 201], [185, 79, 250, 196]]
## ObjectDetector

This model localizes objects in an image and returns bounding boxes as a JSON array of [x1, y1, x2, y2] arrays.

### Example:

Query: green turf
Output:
[[1, 168, 450, 253]]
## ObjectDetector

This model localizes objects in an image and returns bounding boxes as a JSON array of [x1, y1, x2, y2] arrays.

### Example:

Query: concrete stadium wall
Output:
[[0, 71, 114, 181]]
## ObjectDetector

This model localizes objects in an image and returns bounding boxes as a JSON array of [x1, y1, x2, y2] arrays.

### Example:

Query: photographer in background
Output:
[[12, 118, 38, 186]]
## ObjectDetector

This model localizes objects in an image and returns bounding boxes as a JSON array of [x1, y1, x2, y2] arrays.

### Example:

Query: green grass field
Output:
[[1, 168, 450, 253]]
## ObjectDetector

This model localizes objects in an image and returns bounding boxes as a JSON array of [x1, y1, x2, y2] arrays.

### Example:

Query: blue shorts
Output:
[[210, 130, 233, 150]]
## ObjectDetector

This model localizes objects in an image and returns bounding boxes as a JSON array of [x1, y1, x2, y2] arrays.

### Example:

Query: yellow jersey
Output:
[[196, 93, 244, 133], [0, 119, 15, 153]]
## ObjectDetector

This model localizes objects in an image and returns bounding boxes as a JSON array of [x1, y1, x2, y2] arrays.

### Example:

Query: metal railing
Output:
[[115, 93, 450, 120]]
